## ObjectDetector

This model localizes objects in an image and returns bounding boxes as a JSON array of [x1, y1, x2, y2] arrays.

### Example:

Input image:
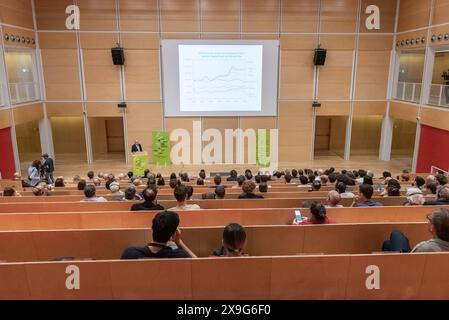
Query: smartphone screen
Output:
[[295, 210, 302, 222]]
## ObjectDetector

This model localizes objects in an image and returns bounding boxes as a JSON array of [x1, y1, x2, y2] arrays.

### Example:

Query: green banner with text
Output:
[[152, 131, 171, 165], [256, 130, 270, 167]]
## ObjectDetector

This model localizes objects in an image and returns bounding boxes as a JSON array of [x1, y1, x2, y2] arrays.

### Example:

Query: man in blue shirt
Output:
[[352, 184, 384, 207]]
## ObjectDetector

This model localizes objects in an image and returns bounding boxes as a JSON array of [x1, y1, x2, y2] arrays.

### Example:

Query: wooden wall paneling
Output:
[[0, 0, 34, 29], [356, 51, 390, 100], [0, 264, 30, 299], [86, 103, 123, 117], [79, 33, 118, 49], [360, 0, 397, 33], [12, 103, 43, 125], [160, 0, 199, 33], [119, 0, 159, 32], [320, 35, 356, 50], [0, 108, 11, 129], [397, 0, 432, 33], [240, 117, 276, 167], [320, 0, 358, 33], [280, 35, 317, 51], [280, 0, 319, 33], [126, 103, 163, 162], [82, 49, 121, 101], [50, 116, 87, 154], [318, 50, 353, 100], [124, 49, 160, 101], [315, 102, 350, 116], [420, 106, 449, 131], [46, 102, 83, 117], [76, 0, 117, 31], [38, 32, 77, 49], [121, 33, 160, 49], [278, 101, 313, 163], [34, 0, 73, 30], [419, 253, 449, 299], [359, 35, 394, 51], [41, 49, 81, 101], [160, 33, 200, 40], [389, 102, 419, 123], [242, 0, 280, 33], [353, 101, 387, 116], [433, 0, 449, 26], [201, 0, 240, 33], [280, 50, 314, 100]]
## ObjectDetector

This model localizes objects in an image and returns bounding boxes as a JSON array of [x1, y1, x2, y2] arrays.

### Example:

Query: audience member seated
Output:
[[400, 170, 410, 182], [382, 208, 449, 253], [424, 186, 449, 206], [258, 182, 268, 193], [124, 186, 141, 201], [2, 186, 18, 197], [291, 169, 298, 178], [133, 178, 142, 187], [404, 194, 425, 206], [213, 175, 222, 187], [54, 177, 65, 187], [199, 169, 207, 181], [352, 184, 383, 207], [335, 182, 353, 198], [297, 175, 310, 188], [169, 183, 201, 211], [386, 185, 401, 197], [196, 178, 204, 186], [238, 180, 263, 199], [186, 186, 194, 200], [211, 223, 247, 257], [214, 185, 226, 199], [227, 170, 238, 181], [131, 187, 164, 211], [233, 175, 246, 189], [81, 185, 107, 202], [108, 181, 125, 201], [363, 176, 374, 185], [121, 211, 196, 259], [407, 176, 425, 195], [13, 172, 31, 188], [284, 174, 293, 184], [93, 178, 101, 186], [436, 174, 448, 187], [32, 183, 51, 196], [245, 170, 253, 180], [127, 171, 133, 179], [169, 179, 178, 189], [311, 180, 321, 191], [87, 171, 95, 181], [157, 177, 165, 186], [325, 191, 343, 208], [320, 175, 329, 186], [180, 172, 190, 182], [425, 182, 438, 199], [293, 202, 335, 225], [77, 179, 87, 191]]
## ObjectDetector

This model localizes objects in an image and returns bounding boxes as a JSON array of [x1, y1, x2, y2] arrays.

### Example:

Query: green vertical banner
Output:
[[152, 131, 171, 165], [132, 152, 149, 177], [256, 129, 271, 167]]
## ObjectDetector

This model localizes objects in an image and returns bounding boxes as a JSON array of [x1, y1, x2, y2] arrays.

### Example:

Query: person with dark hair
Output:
[[198, 169, 206, 180], [244, 169, 253, 181], [386, 186, 401, 197], [124, 186, 141, 201], [86, 171, 95, 181], [131, 187, 164, 211], [424, 186, 449, 205], [406, 176, 426, 196], [294, 202, 335, 225], [143, 169, 150, 179], [352, 184, 383, 207], [297, 175, 310, 188], [382, 171, 392, 179], [238, 180, 263, 199], [121, 211, 196, 259], [2, 187, 17, 197], [77, 179, 87, 191], [32, 183, 51, 196], [227, 170, 238, 181], [81, 185, 107, 202], [213, 175, 222, 187], [291, 169, 298, 178], [382, 208, 449, 253], [335, 182, 354, 198], [258, 182, 268, 193], [169, 179, 178, 189], [320, 175, 329, 186], [400, 170, 410, 182], [233, 175, 246, 189], [196, 178, 204, 186], [127, 171, 133, 179], [54, 177, 65, 187], [362, 176, 373, 185], [180, 172, 190, 182], [255, 174, 261, 184], [308, 174, 316, 184], [211, 223, 247, 257], [214, 185, 226, 199], [157, 177, 165, 186], [169, 184, 201, 211], [425, 182, 438, 199], [311, 180, 321, 191], [436, 174, 448, 186], [328, 173, 337, 183], [298, 169, 304, 176], [186, 186, 194, 200], [41, 153, 55, 184], [284, 174, 293, 184]]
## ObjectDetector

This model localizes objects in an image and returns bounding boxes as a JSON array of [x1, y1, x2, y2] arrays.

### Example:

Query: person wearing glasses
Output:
[[382, 208, 449, 253]]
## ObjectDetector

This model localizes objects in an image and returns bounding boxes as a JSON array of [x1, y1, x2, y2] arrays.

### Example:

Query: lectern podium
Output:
[[132, 152, 149, 177]]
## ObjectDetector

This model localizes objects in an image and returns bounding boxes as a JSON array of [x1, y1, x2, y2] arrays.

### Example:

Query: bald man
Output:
[[325, 190, 343, 208], [131, 140, 143, 153]]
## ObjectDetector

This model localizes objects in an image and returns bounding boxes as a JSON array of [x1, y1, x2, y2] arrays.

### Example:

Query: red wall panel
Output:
[[416, 125, 449, 173], [0, 127, 16, 179]]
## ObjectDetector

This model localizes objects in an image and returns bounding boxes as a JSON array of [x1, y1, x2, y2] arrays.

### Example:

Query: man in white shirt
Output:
[[168, 183, 201, 211]]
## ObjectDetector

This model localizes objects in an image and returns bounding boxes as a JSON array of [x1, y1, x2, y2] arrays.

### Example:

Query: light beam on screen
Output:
[[178, 44, 263, 112]]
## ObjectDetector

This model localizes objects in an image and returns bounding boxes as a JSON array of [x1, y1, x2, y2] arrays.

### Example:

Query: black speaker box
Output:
[[118, 102, 127, 109], [314, 48, 327, 66], [111, 47, 125, 65]]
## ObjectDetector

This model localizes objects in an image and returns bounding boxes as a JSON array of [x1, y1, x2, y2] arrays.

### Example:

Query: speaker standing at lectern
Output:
[[131, 140, 143, 153]]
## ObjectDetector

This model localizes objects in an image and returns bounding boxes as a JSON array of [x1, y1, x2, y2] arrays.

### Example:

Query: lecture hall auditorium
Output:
[[0, 0, 449, 302]]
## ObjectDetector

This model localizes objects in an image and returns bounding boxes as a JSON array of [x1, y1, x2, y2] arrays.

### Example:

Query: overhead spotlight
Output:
[[445, 33, 449, 40], [406, 39, 410, 45], [438, 34, 443, 41], [421, 37, 426, 44], [431, 35, 437, 42], [411, 39, 415, 45], [26, 37, 30, 44], [4, 33, 9, 41], [401, 40, 405, 46]]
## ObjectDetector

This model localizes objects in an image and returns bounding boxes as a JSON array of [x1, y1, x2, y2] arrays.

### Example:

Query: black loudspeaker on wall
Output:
[[111, 46, 125, 65], [314, 47, 327, 66]]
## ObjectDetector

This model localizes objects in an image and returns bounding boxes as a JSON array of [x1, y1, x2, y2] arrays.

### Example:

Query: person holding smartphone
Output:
[[293, 202, 335, 225]]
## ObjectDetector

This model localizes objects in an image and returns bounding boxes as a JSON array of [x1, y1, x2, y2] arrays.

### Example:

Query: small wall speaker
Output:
[[314, 48, 327, 66], [118, 102, 127, 109], [111, 47, 125, 65]]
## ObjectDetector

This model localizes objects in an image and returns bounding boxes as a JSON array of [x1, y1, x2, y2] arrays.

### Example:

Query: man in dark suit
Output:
[[42, 153, 55, 184], [131, 140, 143, 153]]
